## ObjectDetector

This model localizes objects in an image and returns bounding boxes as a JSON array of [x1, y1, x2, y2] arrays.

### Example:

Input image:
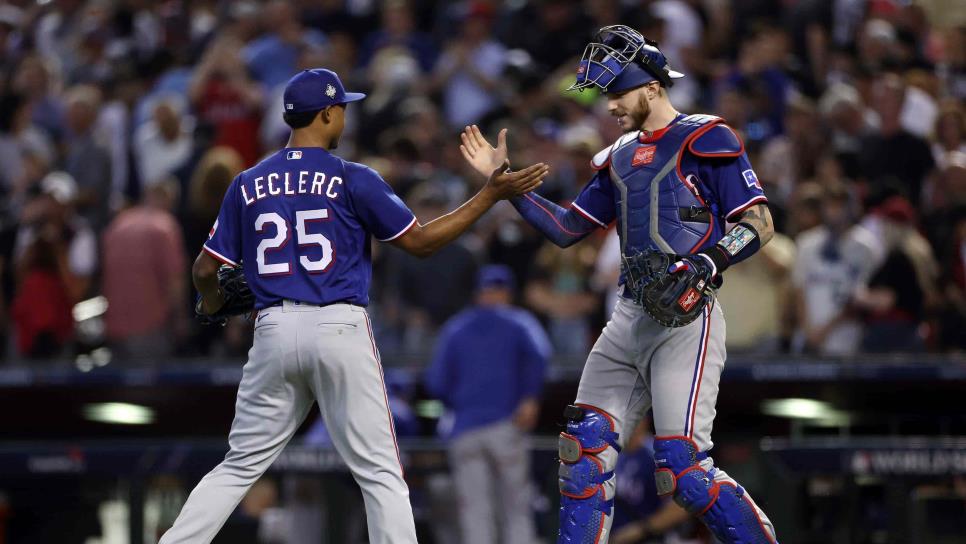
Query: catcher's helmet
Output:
[[569, 25, 684, 93]]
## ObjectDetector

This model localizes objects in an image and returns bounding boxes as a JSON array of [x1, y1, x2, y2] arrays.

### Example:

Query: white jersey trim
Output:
[[571, 202, 608, 228], [202, 244, 240, 267], [378, 216, 417, 242], [724, 195, 768, 221]]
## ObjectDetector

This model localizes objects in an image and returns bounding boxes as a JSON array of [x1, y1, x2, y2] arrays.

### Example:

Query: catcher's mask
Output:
[[569, 25, 684, 93]]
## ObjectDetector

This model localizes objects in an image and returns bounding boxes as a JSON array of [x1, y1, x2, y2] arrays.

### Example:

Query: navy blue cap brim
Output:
[[341, 92, 366, 103]]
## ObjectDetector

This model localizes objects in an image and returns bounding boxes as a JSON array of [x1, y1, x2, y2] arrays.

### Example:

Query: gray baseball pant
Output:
[[574, 296, 776, 542], [159, 301, 417, 544], [449, 420, 537, 544]]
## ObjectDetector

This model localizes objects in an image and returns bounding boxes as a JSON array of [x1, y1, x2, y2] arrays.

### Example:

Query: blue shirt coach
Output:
[[425, 265, 550, 439]]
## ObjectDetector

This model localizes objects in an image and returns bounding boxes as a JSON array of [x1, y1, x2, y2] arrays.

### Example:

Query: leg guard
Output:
[[654, 436, 778, 544], [557, 404, 620, 544]]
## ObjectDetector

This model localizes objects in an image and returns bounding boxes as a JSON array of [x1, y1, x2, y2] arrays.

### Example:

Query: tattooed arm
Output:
[[696, 203, 774, 277], [738, 203, 774, 246]]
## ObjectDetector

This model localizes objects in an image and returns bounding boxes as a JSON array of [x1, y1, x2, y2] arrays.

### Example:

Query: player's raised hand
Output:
[[485, 162, 549, 200], [460, 125, 509, 177]]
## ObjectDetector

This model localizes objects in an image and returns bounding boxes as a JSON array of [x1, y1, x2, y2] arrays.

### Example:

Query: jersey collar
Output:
[[638, 113, 687, 143]]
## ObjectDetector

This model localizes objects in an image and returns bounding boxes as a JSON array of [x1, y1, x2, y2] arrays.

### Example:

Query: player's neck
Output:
[[287, 130, 333, 151], [640, 101, 680, 134]]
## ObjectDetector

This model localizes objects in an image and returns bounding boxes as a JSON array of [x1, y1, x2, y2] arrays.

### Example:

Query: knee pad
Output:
[[654, 436, 776, 544], [557, 405, 620, 544]]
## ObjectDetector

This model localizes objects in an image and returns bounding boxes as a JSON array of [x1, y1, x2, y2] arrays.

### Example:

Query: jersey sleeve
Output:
[[348, 165, 417, 242], [203, 176, 243, 266], [701, 153, 768, 222], [570, 169, 617, 228]]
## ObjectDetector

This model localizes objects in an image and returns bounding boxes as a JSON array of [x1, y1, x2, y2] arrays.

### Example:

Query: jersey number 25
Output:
[[255, 210, 333, 276]]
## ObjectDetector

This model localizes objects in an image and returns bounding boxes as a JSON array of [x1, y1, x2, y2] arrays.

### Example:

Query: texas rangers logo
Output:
[[678, 287, 701, 311], [632, 145, 656, 166], [742, 169, 761, 189], [325, 84, 337, 98]]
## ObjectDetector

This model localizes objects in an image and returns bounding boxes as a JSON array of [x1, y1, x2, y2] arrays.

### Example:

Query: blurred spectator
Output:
[[62, 84, 112, 230], [12, 54, 65, 143], [0, 92, 54, 199], [101, 180, 187, 362], [357, 48, 423, 153], [650, 0, 704, 111], [359, 0, 436, 73], [818, 82, 874, 181], [856, 196, 940, 352], [717, 24, 792, 146], [243, 1, 326, 89], [11, 172, 96, 358], [185, 147, 245, 265], [931, 101, 965, 171], [432, 3, 507, 128], [425, 265, 549, 544], [134, 95, 194, 188], [858, 73, 935, 203], [388, 182, 478, 352], [792, 183, 880, 356], [758, 95, 826, 207], [526, 241, 599, 356], [189, 36, 264, 166], [718, 232, 796, 353], [609, 420, 693, 544]]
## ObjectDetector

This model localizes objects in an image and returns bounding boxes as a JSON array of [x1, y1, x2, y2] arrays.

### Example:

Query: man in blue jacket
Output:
[[425, 264, 550, 544]]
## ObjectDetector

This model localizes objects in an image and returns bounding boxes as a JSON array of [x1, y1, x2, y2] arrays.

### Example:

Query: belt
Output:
[[266, 299, 363, 309]]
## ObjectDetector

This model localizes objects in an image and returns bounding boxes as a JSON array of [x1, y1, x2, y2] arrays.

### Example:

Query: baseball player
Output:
[[159, 68, 548, 544], [459, 26, 779, 544]]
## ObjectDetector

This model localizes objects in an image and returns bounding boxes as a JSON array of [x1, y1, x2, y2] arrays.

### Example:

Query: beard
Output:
[[621, 94, 651, 133]]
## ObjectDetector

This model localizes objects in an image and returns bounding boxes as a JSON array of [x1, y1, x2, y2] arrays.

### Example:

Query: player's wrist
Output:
[[697, 245, 730, 277]]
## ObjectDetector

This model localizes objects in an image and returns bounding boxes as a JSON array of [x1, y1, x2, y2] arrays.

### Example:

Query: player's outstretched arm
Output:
[[459, 125, 600, 248], [392, 163, 549, 258]]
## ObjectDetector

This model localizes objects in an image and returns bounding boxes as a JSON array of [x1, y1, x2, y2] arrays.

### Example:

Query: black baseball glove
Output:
[[194, 265, 255, 326], [622, 249, 715, 328]]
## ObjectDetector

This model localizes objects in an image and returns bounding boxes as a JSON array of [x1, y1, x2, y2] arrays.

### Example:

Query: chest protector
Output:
[[592, 114, 741, 256]]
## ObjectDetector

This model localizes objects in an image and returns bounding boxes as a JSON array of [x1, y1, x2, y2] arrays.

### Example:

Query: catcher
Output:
[[460, 25, 779, 544]]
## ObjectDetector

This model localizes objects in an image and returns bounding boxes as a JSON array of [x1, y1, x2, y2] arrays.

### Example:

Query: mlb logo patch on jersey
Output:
[[287, 150, 303, 160], [742, 169, 761, 189], [632, 145, 656, 166]]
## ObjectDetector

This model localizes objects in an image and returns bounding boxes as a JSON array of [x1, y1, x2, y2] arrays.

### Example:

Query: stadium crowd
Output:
[[0, 0, 964, 364]]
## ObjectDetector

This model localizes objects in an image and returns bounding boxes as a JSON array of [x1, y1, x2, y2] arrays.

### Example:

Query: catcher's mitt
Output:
[[622, 249, 715, 328], [195, 265, 255, 326]]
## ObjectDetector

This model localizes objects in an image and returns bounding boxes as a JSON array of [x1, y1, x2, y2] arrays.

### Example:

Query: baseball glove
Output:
[[622, 249, 715, 328], [194, 265, 255, 326]]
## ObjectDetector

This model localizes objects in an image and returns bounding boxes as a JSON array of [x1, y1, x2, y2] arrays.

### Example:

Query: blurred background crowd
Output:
[[0, 0, 964, 365]]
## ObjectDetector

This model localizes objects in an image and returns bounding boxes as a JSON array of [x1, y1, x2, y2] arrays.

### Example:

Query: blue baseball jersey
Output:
[[203, 147, 416, 309]]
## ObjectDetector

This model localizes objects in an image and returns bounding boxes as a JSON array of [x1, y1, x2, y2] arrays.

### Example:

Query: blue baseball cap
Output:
[[283, 68, 366, 114], [477, 264, 516, 291]]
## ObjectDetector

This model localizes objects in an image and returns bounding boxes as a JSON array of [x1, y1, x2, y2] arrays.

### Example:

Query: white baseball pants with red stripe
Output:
[[160, 301, 417, 544], [573, 296, 776, 541]]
